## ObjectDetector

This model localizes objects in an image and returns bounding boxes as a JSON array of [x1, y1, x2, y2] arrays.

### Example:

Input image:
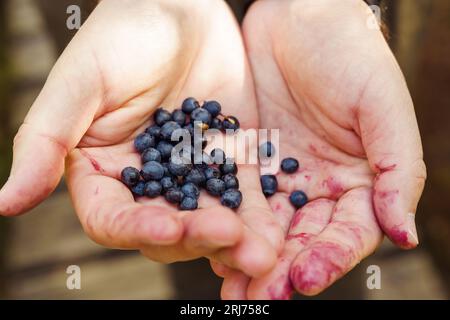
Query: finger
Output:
[[290, 187, 383, 296], [221, 270, 250, 300], [247, 199, 334, 300], [358, 55, 426, 249], [210, 260, 231, 278]]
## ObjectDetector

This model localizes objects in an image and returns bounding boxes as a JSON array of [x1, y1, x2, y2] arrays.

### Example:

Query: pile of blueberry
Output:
[[120, 98, 242, 211], [259, 142, 308, 209]]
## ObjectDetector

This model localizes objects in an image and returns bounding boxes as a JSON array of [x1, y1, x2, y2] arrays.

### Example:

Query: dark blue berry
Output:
[[145, 124, 161, 138], [260, 175, 278, 197], [181, 182, 200, 199], [142, 147, 162, 163], [185, 168, 206, 186], [211, 148, 226, 164], [140, 161, 165, 181], [210, 118, 223, 130], [157, 141, 173, 160], [281, 158, 299, 174], [206, 178, 226, 196], [203, 101, 221, 117], [172, 109, 187, 126], [222, 174, 239, 190], [144, 180, 162, 198], [220, 189, 242, 209], [289, 190, 308, 209], [219, 158, 238, 175], [181, 97, 199, 114], [204, 167, 221, 180], [168, 160, 192, 177], [154, 108, 172, 126], [131, 181, 145, 196], [191, 108, 212, 126], [222, 116, 240, 131], [160, 121, 181, 141], [259, 141, 275, 158], [180, 197, 198, 210], [121, 167, 140, 187], [134, 133, 156, 153], [165, 188, 184, 204], [160, 176, 177, 192]]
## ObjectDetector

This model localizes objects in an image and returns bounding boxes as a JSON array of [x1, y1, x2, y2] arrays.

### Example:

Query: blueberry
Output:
[[161, 162, 172, 177], [222, 174, 239, 190], [185, 168, 206, 186], [259, 141, 276, 158], [165, 188, 184, 204], [281, 158, 299, 174], [289, 190, 308, 209], [160, 121, 182, 141], [121, 167, 140, 187], [131, 181, 146, 196], [154, 108, 172, 126], [191, 108, 212, 126], [219, 158, 238, 175], [260, 175, 278, 197], [134, 133, 156, 153], [144, 180, 162, 198], [222, 116, 240, 131], [145, 124, 161, 138], [181, 97, 200, 114], [220, 189, 242, 209], [172, 109, 187, 126], [140, 161, 165, 181], [206, 178, 226, 196], [204, 167, 221, 180], [168, 160, 192, 177], [161, 176, 177, 191], [210, 118, 223, 130], [142, 147, 162, 163], [157, 141, 174, 160], [180, 197, 198, 210], [203, 101, 221, 118], [210, 148, 226, 164], [181, 182, 200, 199]]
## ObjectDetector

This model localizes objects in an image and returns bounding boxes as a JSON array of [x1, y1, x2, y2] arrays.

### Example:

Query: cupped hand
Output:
[[215, 0, 426, 299], [0, 0, 283, 277]]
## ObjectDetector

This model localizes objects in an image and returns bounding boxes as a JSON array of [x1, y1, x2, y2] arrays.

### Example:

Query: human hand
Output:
[[213, 0, 426, 299], [0, 0, 283, 277]]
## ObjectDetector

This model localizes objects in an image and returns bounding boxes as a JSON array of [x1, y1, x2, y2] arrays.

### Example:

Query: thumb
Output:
[[359, 55, 426, 249], [0, 41, 103, 216]]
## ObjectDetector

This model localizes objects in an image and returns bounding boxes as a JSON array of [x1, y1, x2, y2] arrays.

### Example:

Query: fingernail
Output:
[[407, 212, 419, 245]]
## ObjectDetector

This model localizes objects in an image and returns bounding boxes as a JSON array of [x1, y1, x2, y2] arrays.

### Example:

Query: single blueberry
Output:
[[206, 178, 226, 196], [140, 161, 165, 181], [165, 188, 184, 204], [204, 167, 221, 180], [220, 189, 242, 209], [154, 108, 172, 126], [142, 147, 162, 163], [172, 109, 187, 126], [144, 180, 162, 198], [289, 190, 308, 209], [157, 141, 174, 160], [222, 116, 240, 131], [160, 176, 177, 192], [131, 181, 145, 196], [259, 141, 276, 158], [222, 174, 239, 190], [203, 100, 221, 118], [219, 158, 238, 175], [210, 148, 226, 164], [210, 118, 223, 130], [179, 197, 198, 210], [191, 108, 212, 126], [168, 160, 192, 177], [145, 124, 161, 138], [181, 182, 200, 199], [281, 157, 299, 174], [134, 133, 156, 153], [160, 121, 182, 141], [121, 167, 140, 187], [185, 168, 206, 186], [260, 175, 278, 197], [181, 97, 200, 114]]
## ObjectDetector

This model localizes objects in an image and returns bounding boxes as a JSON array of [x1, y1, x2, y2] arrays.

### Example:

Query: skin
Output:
[[214, 0, 426, 299], [0, 0, 284, 277]]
